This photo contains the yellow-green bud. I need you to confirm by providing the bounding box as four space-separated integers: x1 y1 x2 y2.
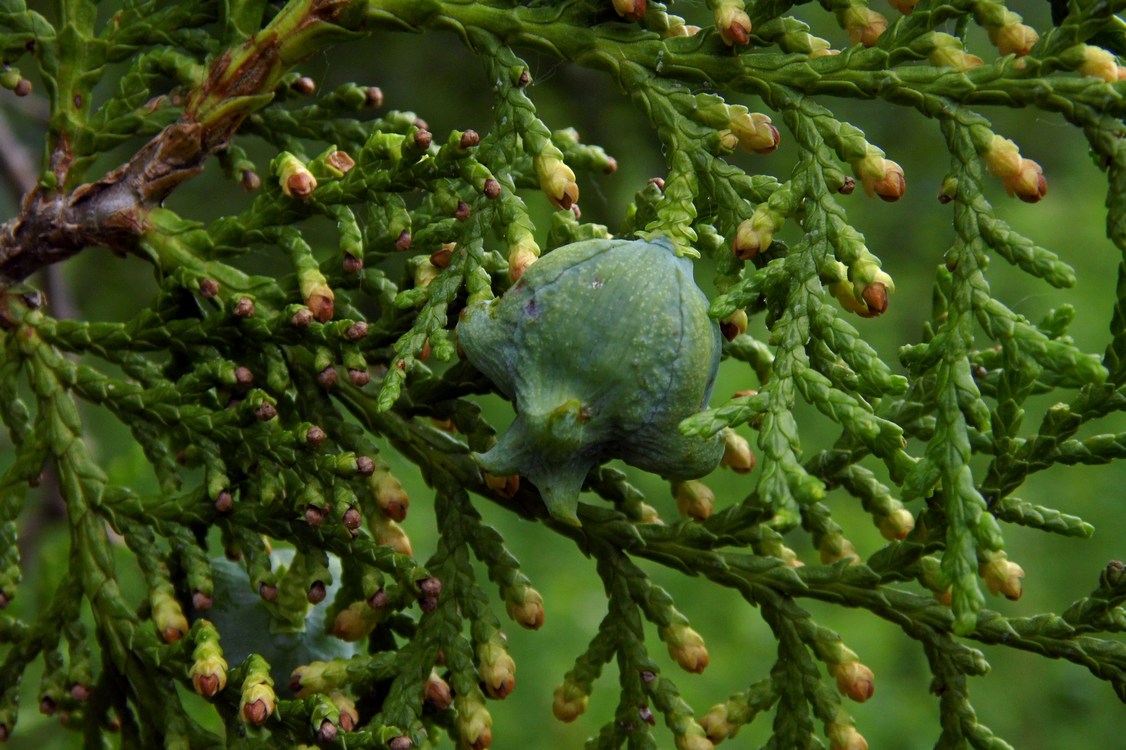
830 659 875 702
715 0 751 46
534 154 579 210
732 206 781 259
425 670 453 709
552 679 589 722
370 514 412 556
727 109 780 155
842 5 887 47
240 681 276 726
699 702 738 743
455 691 493 750
993 23 1038 56
153 589 189 644
331 601 381 641
276 153 317 199
851 149 905 201
927 32 981 70
612 0 646 21
478 639 517 699
1078 45 1117 82
982 136 1022 178
818 531 861 564
980 550 1024 600
505 586 545 630
675 722 716 750
1003 159 1047 203
329 691 359 732
370 468 410 522
828 720 869 750
662 622 709 674
673 479 714 522
720 429 755 473
877 507 915 541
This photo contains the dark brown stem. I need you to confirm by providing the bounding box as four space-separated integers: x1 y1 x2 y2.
0 0 361 288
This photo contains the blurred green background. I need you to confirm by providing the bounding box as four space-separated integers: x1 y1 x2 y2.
1 2 1125 747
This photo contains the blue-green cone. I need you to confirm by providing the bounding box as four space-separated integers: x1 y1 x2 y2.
458 236 724 524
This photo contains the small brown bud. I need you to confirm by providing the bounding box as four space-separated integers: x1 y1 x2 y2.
612 0 646 21
343 506 362 530
317 716 337 738
14 79 31 96
192 590 214 611
71 684 92 702
290 307 314 327
395 230 413 251
343 253 363 273
455 200 471 221
662 623 709 674
839 176 856 195
832 660 875 702
648 176 666 191
355 455 375 476
305 505 325 527
673 480 714 522
389 737 413 750
425 672 453 709
368 588 389 609
285 170 316 199
234 297 255 318
290 76 316 95
307 290 334 323
254 402 277 421
317 367 338 388
604 157 618 174
517 69 531 86
719 309 748 341
872 160 906 202
39 697 56 715
195 674 221 699
307 581 327 604
413 129 433 151
234 366 254 388
483 178 502 199
419 576 442 598
506 587 545 630
430 243 455 268
240 170 261 192
326 150 355 175
460 129 480 149
199 278 220 297
717 3 752 46
243 699 270 726
1004 159 1047 203
720 429 755 473
214 490 233 513
259 583 278 601
348 368 371 386
860 282 888 315
364 86 384 108
345 321 369 341
305 425 327 447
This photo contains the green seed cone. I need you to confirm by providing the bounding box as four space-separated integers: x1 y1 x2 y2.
458 236 724 523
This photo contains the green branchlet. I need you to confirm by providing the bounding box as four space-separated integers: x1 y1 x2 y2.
0 0 1124 747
